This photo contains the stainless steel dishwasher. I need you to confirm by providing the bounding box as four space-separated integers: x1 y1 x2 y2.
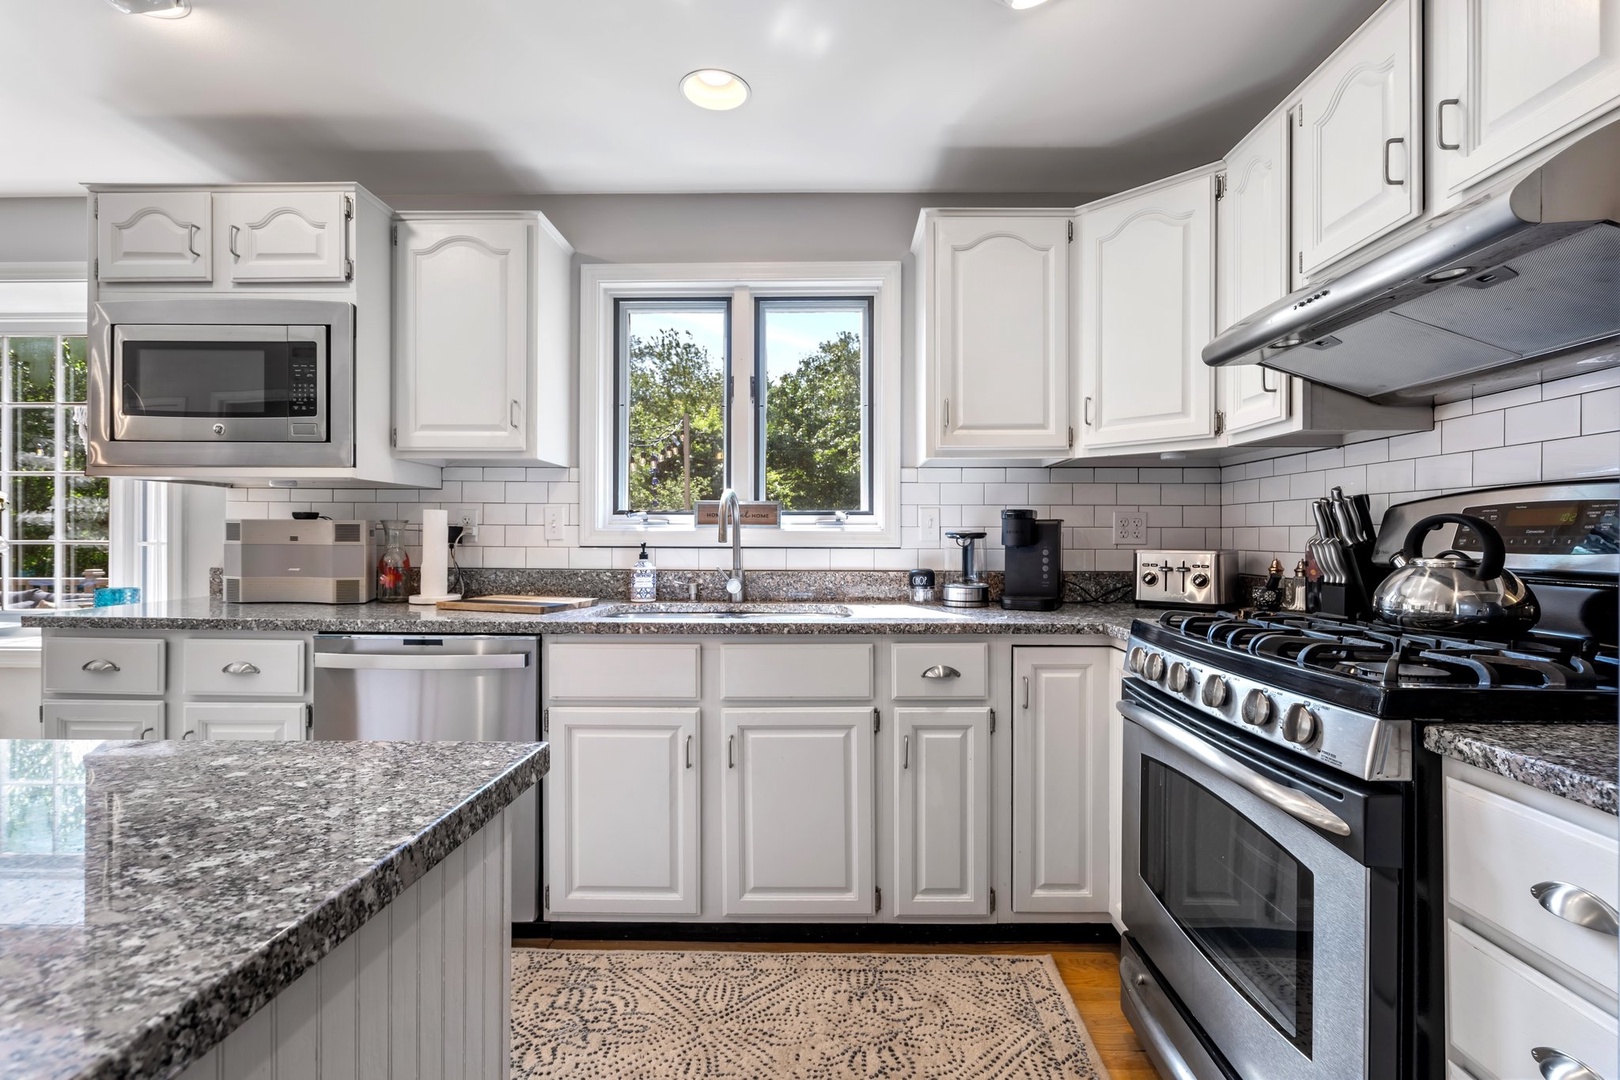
312 634 540 921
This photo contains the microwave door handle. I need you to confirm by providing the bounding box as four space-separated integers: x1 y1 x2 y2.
314 652 529 671
1118 700 1352 837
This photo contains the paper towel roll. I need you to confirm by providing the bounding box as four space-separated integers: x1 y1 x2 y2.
417 509 449 600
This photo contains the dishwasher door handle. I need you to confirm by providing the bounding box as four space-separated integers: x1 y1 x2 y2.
314 652 530 671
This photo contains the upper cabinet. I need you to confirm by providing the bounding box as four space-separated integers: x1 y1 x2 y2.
1429 0 1620 203
1292 0 1422 283
392 211 574 464
95 191 212 283
913 210 1073 462
1076 167 1217 450
219 190 352 282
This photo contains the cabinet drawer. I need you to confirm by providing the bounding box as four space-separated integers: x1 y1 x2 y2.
184 638 306 697
721 643 872 700
1445 776 1619 995
891 643 988 699
182 702 306 741
1446 921 1617 1080
43 637 166 696
547 643 701 701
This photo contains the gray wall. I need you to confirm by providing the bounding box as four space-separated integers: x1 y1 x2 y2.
0 198 86 264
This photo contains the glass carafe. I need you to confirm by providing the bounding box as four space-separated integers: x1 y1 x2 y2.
376 519 411 603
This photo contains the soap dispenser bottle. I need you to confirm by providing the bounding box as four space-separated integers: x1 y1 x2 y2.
631 543 658 603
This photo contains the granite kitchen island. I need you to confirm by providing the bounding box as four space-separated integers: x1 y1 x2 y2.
0 737 547 1080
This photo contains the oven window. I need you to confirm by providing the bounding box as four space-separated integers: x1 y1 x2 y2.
1141 758 1314 1053
121 341 293 418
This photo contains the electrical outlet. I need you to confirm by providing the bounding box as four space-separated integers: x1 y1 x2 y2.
918 506 941 546
544 505 565 541
1112 511 1148 546
456 507 479 541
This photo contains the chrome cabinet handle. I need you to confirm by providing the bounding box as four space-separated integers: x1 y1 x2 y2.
186 223 201 259
902 735 909 770
1083 396 1093 426
1383 137 1405 185
1436 98 1461 151
1261 368 1277 393
222 661 260 676
921 665 960 680
1531 881 1620 936
182 730 194 740
1532 1047 1603 1080
140 727 154 740
229 224 241 259
1119 700 1351 836
942 398 950 435
685 734 693 770
1022 676 1030 709
81 659 121 673
510 399 521 429
727 734 735 769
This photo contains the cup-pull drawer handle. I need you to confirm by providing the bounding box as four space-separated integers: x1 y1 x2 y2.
1532 1046 1603 1080
82 659 121 673
921 665 960 680
1531 881 1620 936
222 661 261 676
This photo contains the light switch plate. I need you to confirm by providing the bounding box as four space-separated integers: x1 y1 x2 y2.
918 506 941 546
544 506 565 540
1113 511 1148 546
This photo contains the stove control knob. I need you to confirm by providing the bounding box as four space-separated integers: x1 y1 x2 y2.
1241 689 1273 727
1167 662 1192 694
1144 652 1167 682
1200 674 1230 708
1191 573 1210 588
1141 571 1159 587
1127 646 1148 674
1283 703 1320 746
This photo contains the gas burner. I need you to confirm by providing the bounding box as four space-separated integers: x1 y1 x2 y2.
1340 660 1454 684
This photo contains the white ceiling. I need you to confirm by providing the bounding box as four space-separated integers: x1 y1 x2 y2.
2 0 1379 198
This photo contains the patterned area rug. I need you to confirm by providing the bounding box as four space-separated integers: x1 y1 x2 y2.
510 948 1111 1079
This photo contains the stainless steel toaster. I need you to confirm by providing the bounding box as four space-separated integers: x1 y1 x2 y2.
1134 549 1236 608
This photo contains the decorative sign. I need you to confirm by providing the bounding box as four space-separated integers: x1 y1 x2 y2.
693 501 782 526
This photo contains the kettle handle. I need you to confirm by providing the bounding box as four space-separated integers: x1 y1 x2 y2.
1401 514 1505 579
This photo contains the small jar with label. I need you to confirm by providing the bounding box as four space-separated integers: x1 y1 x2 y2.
631 544 658 603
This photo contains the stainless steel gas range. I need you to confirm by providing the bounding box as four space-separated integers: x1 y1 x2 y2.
1116 482 1619 1080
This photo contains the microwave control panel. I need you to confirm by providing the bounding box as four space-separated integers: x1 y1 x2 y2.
289 341 320 417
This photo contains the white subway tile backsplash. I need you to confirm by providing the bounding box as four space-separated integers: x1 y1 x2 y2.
1582 388 1619 434
1341 439 1389 466
1472 444 1542 487
1504 397 1581 445
1441 410 1504 453
1366 458 1417 493
1414 453 1473 490
1387 428 1443 460
1543 432 1620 479
1432 399 1473 421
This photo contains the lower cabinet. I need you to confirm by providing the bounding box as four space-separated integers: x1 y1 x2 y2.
43 699 164 740
545 707 701 916
721 708 875 916
181 702 306 742
893 707 991 916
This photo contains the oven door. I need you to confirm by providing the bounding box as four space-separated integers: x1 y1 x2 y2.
1121 680 1404 1080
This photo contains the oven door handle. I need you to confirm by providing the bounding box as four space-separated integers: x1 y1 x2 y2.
1119 700 1352 837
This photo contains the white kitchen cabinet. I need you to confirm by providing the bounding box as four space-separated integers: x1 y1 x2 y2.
1011 647 1111 913
43 700 165 741
392 211 573 463
913 210 1073 461
1292 0 1422 282
1076 167 1218 451
721 707 874 916
95 190 212 283
545 708 701 916
181 702 306 742
893 707 991 917
219 190 352 283
1429 0 1620 203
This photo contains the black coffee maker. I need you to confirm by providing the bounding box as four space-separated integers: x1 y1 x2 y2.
1001 509 1063 611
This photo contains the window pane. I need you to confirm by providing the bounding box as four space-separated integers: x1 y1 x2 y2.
61 337 88 404
7 337 56 403
11 407 59 471
620 302 728 513
66 410 87 473
8 544 54 591
11 475 56 540
63 546 109 605
757 299 869 514
67 475 110 540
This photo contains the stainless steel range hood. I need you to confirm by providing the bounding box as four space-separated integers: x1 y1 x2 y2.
1203 120 1620 403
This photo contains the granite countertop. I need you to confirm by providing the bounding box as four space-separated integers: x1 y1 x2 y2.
1425 724 1617 815
23 597 1155 641
0 738 548 1080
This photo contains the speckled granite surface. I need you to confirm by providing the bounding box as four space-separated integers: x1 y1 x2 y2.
0 738 548 1080
1426 724 1617 815
22 596 1152 640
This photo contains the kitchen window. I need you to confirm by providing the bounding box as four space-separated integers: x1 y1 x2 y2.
583 263 901 547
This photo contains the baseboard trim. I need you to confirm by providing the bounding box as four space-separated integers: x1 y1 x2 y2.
514 920 1121 946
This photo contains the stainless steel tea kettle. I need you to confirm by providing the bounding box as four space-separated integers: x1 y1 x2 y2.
1372 513 1540 636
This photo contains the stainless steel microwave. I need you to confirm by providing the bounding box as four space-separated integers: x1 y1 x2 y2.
87 298 355 470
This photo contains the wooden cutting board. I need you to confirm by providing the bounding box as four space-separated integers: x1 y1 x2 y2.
436 595 597 614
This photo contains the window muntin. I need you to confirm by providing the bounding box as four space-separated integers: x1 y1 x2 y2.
755 298 872 516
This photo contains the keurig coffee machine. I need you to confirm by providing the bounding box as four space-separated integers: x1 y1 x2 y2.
1001 509 1063 611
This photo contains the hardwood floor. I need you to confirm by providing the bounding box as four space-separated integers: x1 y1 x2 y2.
514 937 1160 1079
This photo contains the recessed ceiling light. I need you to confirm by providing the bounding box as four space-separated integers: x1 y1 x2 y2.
997 0 1054 9
105 0 191 17
681 69 750 111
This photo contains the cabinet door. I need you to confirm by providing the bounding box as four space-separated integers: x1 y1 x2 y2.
220 190 351 283
928 214 1072 455
1011 647 1110 913
181 702 306 742
1218 112 1294 435
43 700 165 741
722 707 874 916
1077 172 1216 448
1293 0 1420 281
546 708 700 915
394 218 531 453
1431 0 1620 200
96 191 211 282
893 707 991 916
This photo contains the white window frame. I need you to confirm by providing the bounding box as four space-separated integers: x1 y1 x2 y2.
579 262 903 547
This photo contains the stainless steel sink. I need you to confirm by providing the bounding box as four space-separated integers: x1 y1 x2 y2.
593 603 852 622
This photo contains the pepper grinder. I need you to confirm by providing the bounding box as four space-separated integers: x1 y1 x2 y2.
942 530 989 608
